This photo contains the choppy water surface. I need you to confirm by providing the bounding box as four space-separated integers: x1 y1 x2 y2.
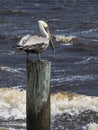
0 0 98 129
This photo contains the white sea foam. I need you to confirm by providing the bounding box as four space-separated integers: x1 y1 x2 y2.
51 92 98 117
0 88 98 130
0 66 25 80
74 56 93 65
0 88 98 119
0 51 15 56
54 34 98 48
0 66 19 73
0 128 25 130
0 88 26 120
65 74 95 81
87 123 98 130
54 35 77 44
81 28 98 35
51 74 96 83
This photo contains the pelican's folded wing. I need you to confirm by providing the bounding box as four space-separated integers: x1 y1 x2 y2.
17 34 31 48
22 36 49 53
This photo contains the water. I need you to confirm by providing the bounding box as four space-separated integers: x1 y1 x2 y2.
0 0 98 129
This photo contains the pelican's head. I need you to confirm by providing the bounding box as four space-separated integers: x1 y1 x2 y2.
38 20 48 28
38 20 49 38
38 20 55 52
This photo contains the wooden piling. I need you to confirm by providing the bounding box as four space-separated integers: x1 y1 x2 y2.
26 60 51 130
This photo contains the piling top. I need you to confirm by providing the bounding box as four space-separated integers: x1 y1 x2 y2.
27 60 51 65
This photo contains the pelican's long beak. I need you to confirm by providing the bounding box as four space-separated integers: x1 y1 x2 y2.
49 36 55 52
45 27 55 52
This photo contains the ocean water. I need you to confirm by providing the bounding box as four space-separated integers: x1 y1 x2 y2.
0 0 98 129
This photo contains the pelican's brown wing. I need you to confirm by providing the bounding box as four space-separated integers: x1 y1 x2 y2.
22 36 49 53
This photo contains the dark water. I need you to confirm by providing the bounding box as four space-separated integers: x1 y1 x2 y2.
1 0 98 95
52 110 98 130
0 0 98 129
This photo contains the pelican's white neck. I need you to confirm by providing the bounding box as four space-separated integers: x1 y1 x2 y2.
38 21 49 38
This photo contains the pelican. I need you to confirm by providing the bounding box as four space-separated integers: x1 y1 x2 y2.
17 20 55 60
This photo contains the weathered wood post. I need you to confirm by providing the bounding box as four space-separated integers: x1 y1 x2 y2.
26 60 51 130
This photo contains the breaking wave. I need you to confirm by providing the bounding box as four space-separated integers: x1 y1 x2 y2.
0 88 98 129
54 35 98 49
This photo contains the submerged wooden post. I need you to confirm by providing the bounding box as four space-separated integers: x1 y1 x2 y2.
26 60 51 130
